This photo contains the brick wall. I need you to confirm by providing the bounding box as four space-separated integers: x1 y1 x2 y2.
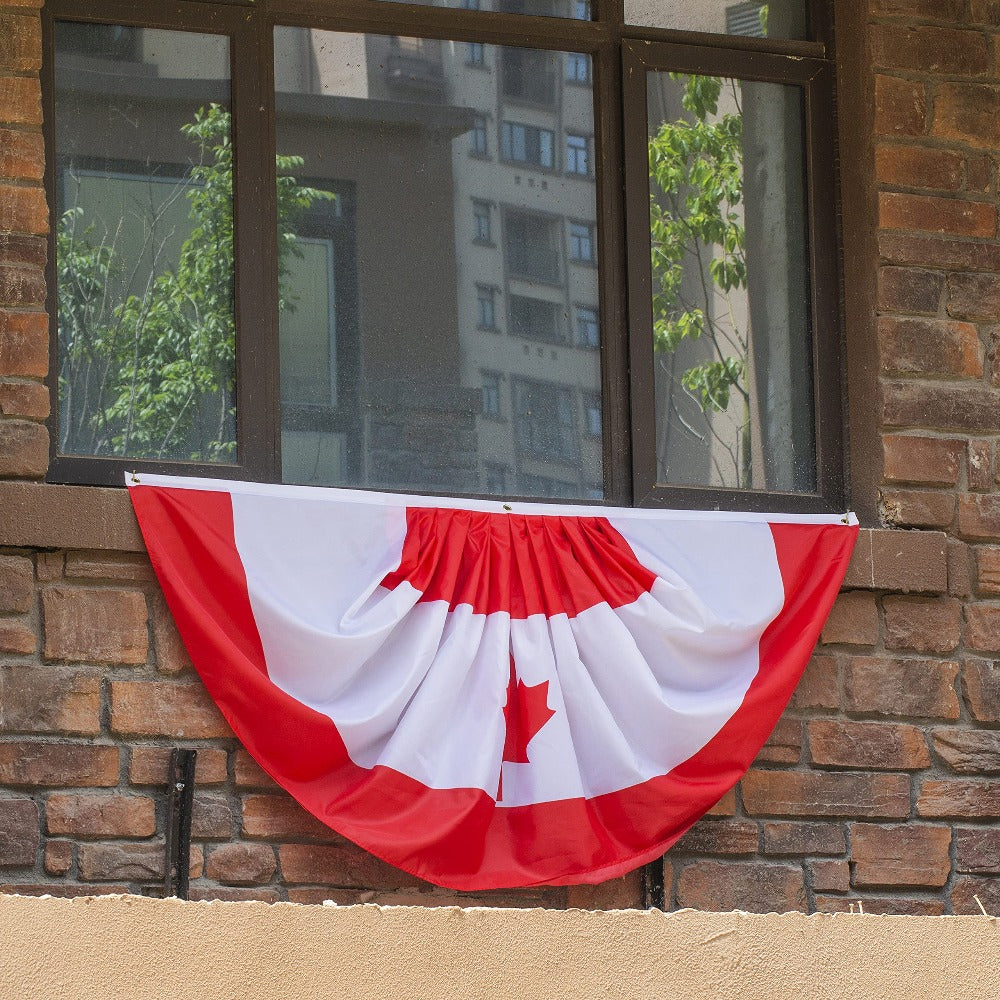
1 0 999 914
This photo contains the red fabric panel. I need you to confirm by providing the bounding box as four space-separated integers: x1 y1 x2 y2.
380 507 657 618
131 485 857 890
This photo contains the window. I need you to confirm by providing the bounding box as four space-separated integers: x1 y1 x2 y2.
566 51 590 84
565 133 590 176
46 0 841 512
505 210 561 284
509 296 563 344
500 122 555 169
481 372 502 417
473 200 492 243
568 221 595 263
513 378 577 462
576 306 599 348
470 114 489 157
484 463 507 493
500 48 557 106
476 285 498 330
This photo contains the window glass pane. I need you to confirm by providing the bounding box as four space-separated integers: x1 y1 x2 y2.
54 23 234 462
625 0 810 40
275 28 601 499
377 0 593 20
646 71 814 493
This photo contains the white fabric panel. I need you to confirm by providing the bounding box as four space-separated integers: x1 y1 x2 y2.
229 489 786 807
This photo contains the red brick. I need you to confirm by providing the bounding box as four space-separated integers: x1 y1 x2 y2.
874 145 963 192
952 876 1000 914
188 887 282 904
676 861 806 914
0 263 44 307
965 153 992 191
844 656 960 719
0 76 40 126
0 379 48 419
816 895 946 916
128 746 228 786
43 587 147 665
44 840 72 876
869 528 948 593
0 310 46 376
880 232 1000 273
933 83 1000 149
809 720 930 771
882 434 962 486
706 788 735 817
150 594 192 674
959 494 1000 539
762 822 845 857
970 0 1000 23
279 842 423 889
810 859 849 893
35 551 61 582
0 798 37 867
755 718 801 765
932 728 1000 774
78 842 164 881
874 76 926 137
191 795 233 840
879 192 995 238
110 681 233 740
879 489 954 529
46 794 155 838
0 13 40 72
0 620 35 654
966 604 1000 652
787 655 839 711
0 418 47 477
948 270 1000 321
852 824 951 888
742 770 910 819
876 266 944 314
233 749 278 790
673 820 758 856
883 595 961 652
0 667 100 735
955 827 1000 875
917 779 1000 818
0 742 118 787
565 871 644 910
0 184 46 236
948 538 972 597
968 440 993 491
0 554 31 613
990 328 1000 386
63 553 154 583
879 317 982 377
0 128 42 182
964 658 1000 721
820 592 878 646
0 232 44 268
241 794 333 841
871 24 989 76
205 842 275 885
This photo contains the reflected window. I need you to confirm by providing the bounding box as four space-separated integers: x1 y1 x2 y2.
471 114 489 156
482 372 502 417
501 122 555 168
569 221 595 263
576 306 599 347
514 379 577 462
477 285 499 329
566 133 590 176
473 200 492 243
566 52 590 84
467 41 486 66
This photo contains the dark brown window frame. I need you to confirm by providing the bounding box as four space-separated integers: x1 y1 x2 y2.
42 0 845 513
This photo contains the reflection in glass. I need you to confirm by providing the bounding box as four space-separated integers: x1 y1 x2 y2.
626 0 809 40
378 0 592 19
54 24 235 462
274 28 601 499
647 71 814 492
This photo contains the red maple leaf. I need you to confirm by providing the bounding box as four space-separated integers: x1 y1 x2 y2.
502 655 556 765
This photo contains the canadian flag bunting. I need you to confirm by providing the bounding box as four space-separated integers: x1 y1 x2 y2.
128 474 858 890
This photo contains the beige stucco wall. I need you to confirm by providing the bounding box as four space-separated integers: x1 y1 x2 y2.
0 895 997 999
